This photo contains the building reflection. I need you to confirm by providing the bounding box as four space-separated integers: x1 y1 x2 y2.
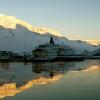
0 60 99 99
0 62 10 69
32 62 76 78
0 61 76 98
0 73 62 99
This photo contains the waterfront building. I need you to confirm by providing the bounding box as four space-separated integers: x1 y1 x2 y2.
32 37 74 60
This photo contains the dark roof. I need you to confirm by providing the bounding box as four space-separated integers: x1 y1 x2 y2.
33 49 46 52
39 43 59 47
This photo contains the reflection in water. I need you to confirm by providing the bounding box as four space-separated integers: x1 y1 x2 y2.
0 60 100 99
32 62 76 77
0 75 62 99
0 62 10 69
82 65 100 72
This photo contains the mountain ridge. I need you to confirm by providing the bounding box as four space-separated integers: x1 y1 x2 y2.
0 14 62 37
0 14 98 54
83 40 100 46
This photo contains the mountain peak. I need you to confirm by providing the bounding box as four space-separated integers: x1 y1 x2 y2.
0 13 6 16
0 13 15 18
0 13 62 37
84 40 100 46
32 27 62 37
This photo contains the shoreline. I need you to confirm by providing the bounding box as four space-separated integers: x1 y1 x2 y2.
0 57 100 63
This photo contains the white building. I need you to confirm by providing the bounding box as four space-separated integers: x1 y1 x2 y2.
32 37 74 60
57 45 74 56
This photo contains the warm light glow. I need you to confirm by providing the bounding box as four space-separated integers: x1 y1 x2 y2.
69 65 100 73
0 74 62 99
0 14 62 37
84 40 100 45
32 27 63 37
83 65 100 72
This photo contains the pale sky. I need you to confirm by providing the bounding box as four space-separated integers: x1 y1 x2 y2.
0 0 100 40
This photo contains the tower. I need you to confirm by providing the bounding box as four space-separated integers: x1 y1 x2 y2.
50 37 54 44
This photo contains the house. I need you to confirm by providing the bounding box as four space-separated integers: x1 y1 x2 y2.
93 48 100 56
33 49 47 58
32 37 74 61
0 51 12 60
32 37 59 60
58 45 74 56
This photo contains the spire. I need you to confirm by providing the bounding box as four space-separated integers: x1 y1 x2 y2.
50 37 54 44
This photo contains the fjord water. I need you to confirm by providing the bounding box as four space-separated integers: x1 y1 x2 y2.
0 60 100 100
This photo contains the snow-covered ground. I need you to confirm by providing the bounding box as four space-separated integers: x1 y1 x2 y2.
0 14 99 54
83 40 100 46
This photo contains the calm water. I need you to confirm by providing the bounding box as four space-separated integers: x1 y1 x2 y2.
0 60 100 100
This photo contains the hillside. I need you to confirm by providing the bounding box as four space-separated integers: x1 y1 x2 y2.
0 14 98 54
84 40 100 46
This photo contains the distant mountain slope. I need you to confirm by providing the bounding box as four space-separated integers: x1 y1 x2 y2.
0 14 62 37
84 40 100 46
0 14 98 54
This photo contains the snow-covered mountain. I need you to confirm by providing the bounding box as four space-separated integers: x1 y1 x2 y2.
83 40 100 46
0 14 62 37
0 14 98 54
